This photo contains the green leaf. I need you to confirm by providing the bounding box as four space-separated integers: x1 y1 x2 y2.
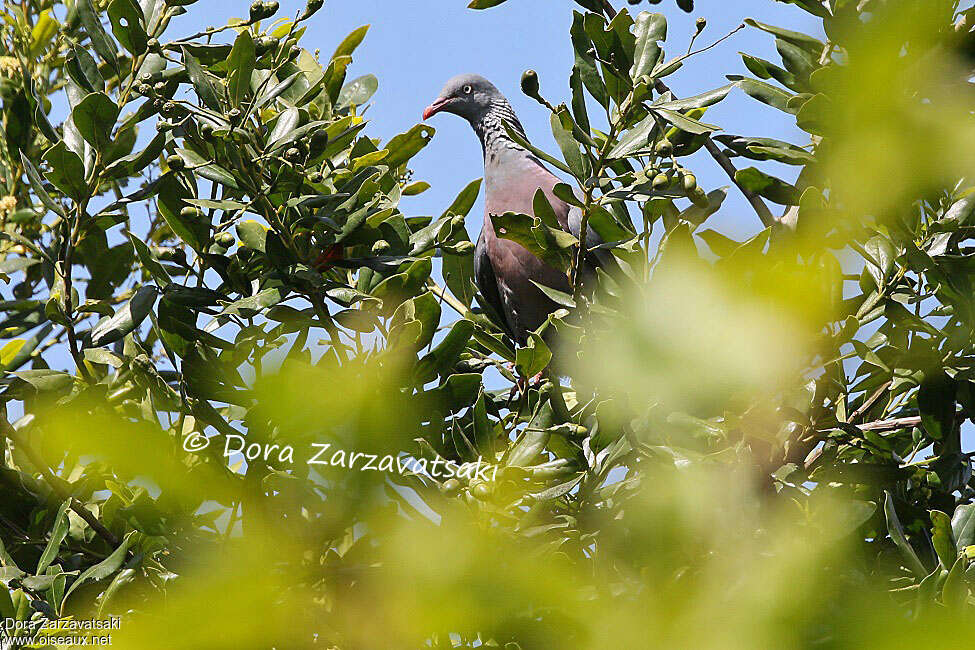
389 291 441 351
698 229 741 258
492 211 577 271
0 340 25 367
441 178 482 219
42 141 88 201
917 371 956 441
862 235 895 290
630 12 666 80
175 148 240 190
733 77 797 114
371 258 433 312
680 188 727 226
653 108 720 135
183 47 222 111
84 348 124 367
221 288 286 318
36 500 71 575
531 281 576 308
733 167 798 205
570 11 608 108
608 113 659 159
236 220 268 253
931 510 958 568
943 556 969 609
90 285 159 347
795 93 830 136
468 0 507 7
337 74 378 109
72 92 120 152
105 129 168 179
78 0 119 72
15 370 73 392
502 121 572 175
951 504 975 551
653 83 735 112
267 107 299 148
884 490 928 578
414 319 476 383
569 66 590 135
777 0 831 17
332 25 370 59
776 38 815 82
227 31 256 106
61 532 134 613
384 124 435 167
29 10 59 58
550 112 586 179
744 17 824 54
507 430 549 468
19 152 64 217
107 0 148 55
157 174 208 251
516 333 553 378
127 233 171 288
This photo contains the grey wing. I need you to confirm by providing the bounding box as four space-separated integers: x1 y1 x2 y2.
473 228 514 339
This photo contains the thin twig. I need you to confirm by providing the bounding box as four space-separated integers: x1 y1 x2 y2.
848 380 892 424
427 279 470 318
855 416 923 433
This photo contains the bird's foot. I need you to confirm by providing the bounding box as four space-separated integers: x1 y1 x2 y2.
512 371 546 402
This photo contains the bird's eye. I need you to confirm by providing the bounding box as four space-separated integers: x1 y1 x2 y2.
463 85 472 94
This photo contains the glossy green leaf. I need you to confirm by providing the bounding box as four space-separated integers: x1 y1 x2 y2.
227 31 256 106
183 47 223 111
78 0 119 71
72 92 120 152
734 167 798 205
108 0 148 55
42 141 87 201
36 500 71 574
630 12 666 80
90 285 159 347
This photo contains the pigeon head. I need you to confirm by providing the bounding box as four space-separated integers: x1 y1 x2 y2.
423 74 502 123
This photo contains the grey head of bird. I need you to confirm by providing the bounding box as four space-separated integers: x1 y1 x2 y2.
422 73 507 124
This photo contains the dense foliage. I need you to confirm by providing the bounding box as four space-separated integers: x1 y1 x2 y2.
2 0 975 647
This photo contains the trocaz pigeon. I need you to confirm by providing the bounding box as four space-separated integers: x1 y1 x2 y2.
423 74 607 345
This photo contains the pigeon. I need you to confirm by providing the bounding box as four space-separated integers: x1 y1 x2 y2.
423 74 609 345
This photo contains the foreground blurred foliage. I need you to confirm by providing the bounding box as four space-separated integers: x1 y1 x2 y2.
2 0 975 647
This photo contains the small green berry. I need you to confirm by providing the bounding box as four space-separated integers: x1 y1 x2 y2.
520 69 540 99
215 232 236 247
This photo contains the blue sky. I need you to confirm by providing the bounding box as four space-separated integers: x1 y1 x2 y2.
174 0 822 239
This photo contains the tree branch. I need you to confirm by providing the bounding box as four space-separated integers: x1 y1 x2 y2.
596 0 617 19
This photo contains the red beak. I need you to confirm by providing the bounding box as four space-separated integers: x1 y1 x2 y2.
422 97 452 121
